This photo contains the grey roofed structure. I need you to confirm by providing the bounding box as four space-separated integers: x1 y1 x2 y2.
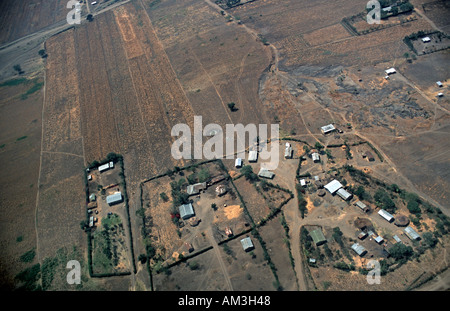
258 167 275 179
284 144 293 159
98 163 110 173
324 179 343 194
337 188 352 201
321 124 336 134
393 235 402 244
186 182 207 195
378 209 394 222
436 81 443 87
351 243 367 256
235 158 243 168
312 152 320 162
248 150 258 162
310 229 327 246
374 236 384 244
179 203 195 220
89 193 96 202
404 226 421 241
106 192 123 205
240 237 254 252
355 200 369 212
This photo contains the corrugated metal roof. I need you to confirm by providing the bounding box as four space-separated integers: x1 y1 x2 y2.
310 229 327 245
240 237 254 251
312 152 320 162
179 203 195 219
337 188 352 200
235 158 243 167
248 150 258 162
106 192 122 205
321 124 335 133
378 209 394 222
355 201 367 209
351 243 366 256
404 226 421 241
324 179 343 194
99 163 110 172
258 168 275 179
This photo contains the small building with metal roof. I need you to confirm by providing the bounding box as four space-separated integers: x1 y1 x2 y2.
312 152 320 162
378 209 394 223
235 158 243 168
337 188 352 201
106 192 123 205
310 229 327 246
240 237 254 252
98 163 111 173
179 203 195 220
187 182 207 196
404 226 421 241
320 124 336 134
258 167 275 179
324 179 343 194
248 150 258 162
351 243 367 257
284 143 293 159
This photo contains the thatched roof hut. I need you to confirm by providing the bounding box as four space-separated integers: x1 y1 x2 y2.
394 214 410 227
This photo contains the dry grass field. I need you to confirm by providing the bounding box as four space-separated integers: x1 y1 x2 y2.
0 77 43 289
0 0 67 44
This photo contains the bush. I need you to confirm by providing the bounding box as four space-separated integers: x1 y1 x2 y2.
374 189 396 212
407 200 421 215
241 165 258 182
20 249 36 263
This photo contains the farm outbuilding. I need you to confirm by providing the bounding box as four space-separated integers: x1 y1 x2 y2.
320 124 335 134
187 182 207 195
98 162 111 173
179 203 195 220
312 152 320 162
351 243 367 256
240 237 254 252
404 226 421 241
235 158 243 168
310 229 327 246
106 192 123 205
284 143 293 159
337 188 352 201
324 179 343 194
248 150 258 162
355 201 370 213
89 193 96 202
385 68 396 75
258 167 275 179
378 209 394 223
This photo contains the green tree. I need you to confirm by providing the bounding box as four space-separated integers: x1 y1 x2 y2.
314 142 324 151
389 243 413 261
227 102 237 111
374 189 396 212
241 165 258 182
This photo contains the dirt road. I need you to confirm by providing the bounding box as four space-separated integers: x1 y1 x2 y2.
206 227 234 291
